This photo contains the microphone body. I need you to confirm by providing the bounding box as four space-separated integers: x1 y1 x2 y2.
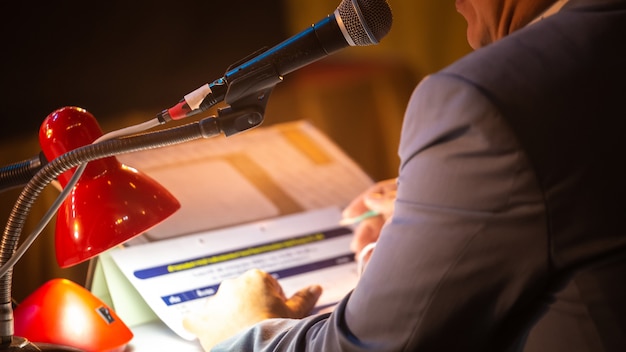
158 0 392 122
221 14 347 105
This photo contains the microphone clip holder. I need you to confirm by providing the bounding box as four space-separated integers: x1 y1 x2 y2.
215 85 274 137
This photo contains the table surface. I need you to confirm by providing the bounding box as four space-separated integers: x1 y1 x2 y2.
125 320 203 352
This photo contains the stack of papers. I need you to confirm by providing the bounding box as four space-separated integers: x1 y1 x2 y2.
90 120 373 340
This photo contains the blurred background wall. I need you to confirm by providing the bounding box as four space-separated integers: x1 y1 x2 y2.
1 0 470 302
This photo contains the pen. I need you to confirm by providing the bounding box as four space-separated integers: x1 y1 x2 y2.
339 209 381 226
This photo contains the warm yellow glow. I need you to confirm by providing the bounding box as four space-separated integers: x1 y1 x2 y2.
73 223 81 240
121 164 139 173
61 304 89 338
115 216 129 225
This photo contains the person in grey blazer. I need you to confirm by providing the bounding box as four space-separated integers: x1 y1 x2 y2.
182 0 626 350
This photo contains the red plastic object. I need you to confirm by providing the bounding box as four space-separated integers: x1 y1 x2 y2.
13 279 133 352
39 106 180 268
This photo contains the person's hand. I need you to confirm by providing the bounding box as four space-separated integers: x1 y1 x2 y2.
341 178 397 262
183 269 323 351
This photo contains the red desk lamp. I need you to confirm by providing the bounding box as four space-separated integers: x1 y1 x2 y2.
38 107 181 268
2 107 180 351
13 279 132 352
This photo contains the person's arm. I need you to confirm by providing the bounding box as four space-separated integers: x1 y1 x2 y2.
185 73 548 351
341 73 548 350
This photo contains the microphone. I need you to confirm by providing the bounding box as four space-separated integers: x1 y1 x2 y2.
157 0 392 122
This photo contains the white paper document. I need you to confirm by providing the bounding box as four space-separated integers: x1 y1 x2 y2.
107 207 359 340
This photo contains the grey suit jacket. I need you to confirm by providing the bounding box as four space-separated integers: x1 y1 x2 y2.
213 0 626 350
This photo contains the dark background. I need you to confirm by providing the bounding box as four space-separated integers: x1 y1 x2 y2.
1 0 288 139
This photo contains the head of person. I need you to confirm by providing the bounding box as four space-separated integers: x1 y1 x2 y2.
455 0 560 49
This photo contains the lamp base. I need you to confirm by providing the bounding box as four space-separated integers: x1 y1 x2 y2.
1 337 83 352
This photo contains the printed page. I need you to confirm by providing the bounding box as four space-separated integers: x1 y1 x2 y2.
108 207 360 340
117 120 373 241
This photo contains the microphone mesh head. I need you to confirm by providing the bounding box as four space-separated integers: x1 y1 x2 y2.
336 0 393 46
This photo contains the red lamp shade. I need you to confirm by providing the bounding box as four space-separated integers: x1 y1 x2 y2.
39 106 180 268
13 278 133 352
